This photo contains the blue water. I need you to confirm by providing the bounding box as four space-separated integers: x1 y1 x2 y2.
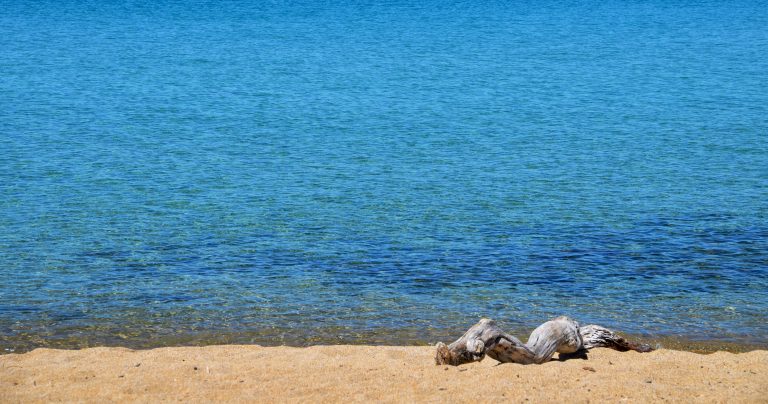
1 0 767 352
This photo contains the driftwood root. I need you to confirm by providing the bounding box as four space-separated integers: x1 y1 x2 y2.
436 316 652 366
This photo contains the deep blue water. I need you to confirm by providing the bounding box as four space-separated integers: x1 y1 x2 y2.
1 0 767 352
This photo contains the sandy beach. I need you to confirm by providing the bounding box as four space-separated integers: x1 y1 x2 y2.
1 345 766 403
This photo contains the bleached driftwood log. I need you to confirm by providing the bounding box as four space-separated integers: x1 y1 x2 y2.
435 316 652 366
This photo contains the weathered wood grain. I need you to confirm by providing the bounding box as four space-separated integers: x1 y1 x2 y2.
436 316 652 366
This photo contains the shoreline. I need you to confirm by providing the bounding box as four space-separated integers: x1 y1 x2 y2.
2 333 766 356
2 345 766 402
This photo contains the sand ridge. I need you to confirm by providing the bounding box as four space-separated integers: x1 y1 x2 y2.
1 345 766 403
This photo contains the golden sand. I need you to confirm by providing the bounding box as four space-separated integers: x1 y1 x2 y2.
1 345 766 403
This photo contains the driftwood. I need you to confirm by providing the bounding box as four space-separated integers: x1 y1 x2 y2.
436 316 653 366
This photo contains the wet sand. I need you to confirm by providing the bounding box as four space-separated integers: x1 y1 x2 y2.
1 345 766 403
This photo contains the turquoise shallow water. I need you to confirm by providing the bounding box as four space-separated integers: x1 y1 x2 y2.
1 1 767 352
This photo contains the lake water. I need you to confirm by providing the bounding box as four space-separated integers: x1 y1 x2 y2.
1 0 767 352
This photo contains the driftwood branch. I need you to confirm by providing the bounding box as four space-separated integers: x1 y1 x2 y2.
436 316 652 366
